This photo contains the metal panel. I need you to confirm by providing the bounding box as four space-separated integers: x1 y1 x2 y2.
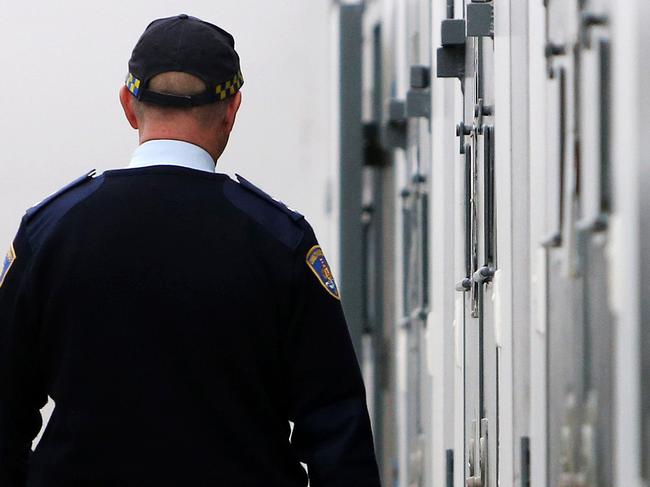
527 0 550 484
577 10 615 486
508 1 532 485
639 94 650 482
640 0 650 478
543 2 618 486
336 1 649 487
458 2 501 485
610 2 644 486
338 3 364 358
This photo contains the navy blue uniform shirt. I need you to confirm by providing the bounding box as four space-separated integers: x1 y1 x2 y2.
0 147 380 486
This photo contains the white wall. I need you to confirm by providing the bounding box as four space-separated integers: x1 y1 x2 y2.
0 0 334 251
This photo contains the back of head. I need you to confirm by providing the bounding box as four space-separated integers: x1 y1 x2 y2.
121 15 244 162
132 72 230 127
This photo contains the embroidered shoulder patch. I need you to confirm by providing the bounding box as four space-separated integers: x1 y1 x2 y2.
0 244 16 289
306 245 340 300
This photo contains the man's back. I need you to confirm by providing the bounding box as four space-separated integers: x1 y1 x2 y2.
1 166 378 486
1 14 381 487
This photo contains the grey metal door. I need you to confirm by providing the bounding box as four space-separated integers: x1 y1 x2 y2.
544 1 614 485
455 2 499 486
361 20 398 486
400 1 433 485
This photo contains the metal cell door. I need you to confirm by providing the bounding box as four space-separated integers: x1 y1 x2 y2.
543 0 615 485
575 1 614 486
361 19 399 486
454 1 498 486
399 0 433 485
544 2 586 485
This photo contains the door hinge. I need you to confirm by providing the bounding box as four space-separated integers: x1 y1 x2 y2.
437 19 467 80
467 2 494 38
406 65 432 119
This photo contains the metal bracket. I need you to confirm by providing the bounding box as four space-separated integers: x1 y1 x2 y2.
580 11 608 48
479 419 489 487
576 214 608 234
467 422 479 486
437 19 466 80
467 3 494 38
545 43 566 58
410 64 430 89
456 121 473 154
406 65 431 119
541 232 562 248
382 98 407 150
545 43 566 79
467 418 488 486
442 18 467 45
475 99 493 134
473 266 495 284
363 122 388 167
456 278 473 292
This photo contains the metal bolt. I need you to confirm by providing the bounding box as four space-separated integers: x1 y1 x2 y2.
582 12 608 27
413 173 427 184
545 43 566 58
457 122 472 137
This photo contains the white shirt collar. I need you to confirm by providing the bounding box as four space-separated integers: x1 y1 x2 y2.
128 140 216 173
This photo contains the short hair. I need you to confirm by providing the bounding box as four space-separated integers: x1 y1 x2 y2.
132 71 231 124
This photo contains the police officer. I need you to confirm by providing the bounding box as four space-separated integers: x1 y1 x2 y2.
0 14 381 487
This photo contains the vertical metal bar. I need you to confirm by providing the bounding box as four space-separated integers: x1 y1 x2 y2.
478 284 485 419
446 449 454 487
574 44 583 201
471 136 480 317
544 248 552 485
362 208 371 334
521 437 531 487
370 23 385 474
465 146 472 278
580 231 592 395
447 0 455 19
421 190 430 312
477 38 484 101
599 40 612 216
483 126 495 267
559 68 567 239
339 4 364 358
372 24 383 124
640 3 650 482
402 190 413 311
372 173 385 469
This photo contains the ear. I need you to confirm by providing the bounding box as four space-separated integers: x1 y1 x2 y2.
224 91 242 134
119 86 139 130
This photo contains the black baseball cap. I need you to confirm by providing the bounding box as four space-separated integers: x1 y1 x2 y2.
126 14 243 107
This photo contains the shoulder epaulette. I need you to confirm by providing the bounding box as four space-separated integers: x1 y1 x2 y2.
235 174 304 221
25 169 97 222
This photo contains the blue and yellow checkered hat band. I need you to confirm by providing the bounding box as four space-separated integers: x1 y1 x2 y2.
126 70 243 103
215 71 244 101
126 73 141 96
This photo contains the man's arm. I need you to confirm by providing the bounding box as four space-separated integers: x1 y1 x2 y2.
0 220 47 486
284 227 381 486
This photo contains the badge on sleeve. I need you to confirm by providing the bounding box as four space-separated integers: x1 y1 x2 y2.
0 244 16 289
306 245 340 300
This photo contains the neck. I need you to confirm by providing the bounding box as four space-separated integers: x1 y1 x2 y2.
138 129 225 163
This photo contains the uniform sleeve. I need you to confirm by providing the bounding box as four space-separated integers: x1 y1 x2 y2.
284 228 381 487
0 221 47 487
